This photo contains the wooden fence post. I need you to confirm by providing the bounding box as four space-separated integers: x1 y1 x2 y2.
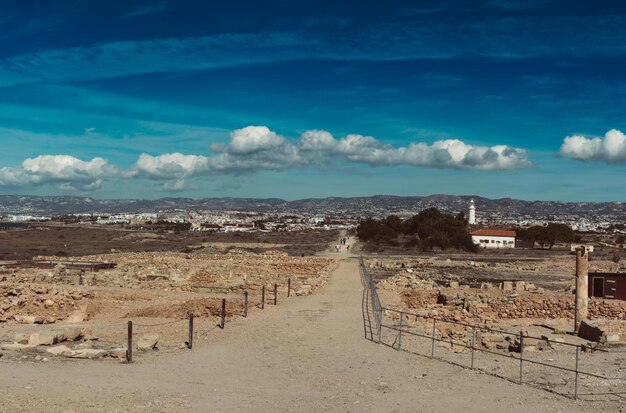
220 299 226 329
274 283 278 306
126 321 133 363
519 331 524 384
187 312 193 349
244 291 249 318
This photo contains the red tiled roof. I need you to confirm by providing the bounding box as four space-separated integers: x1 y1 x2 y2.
470 229 516 237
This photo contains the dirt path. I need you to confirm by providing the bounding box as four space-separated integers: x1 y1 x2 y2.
0 256 617 412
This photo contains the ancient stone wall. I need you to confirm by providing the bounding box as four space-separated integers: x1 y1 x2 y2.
402 288 626 322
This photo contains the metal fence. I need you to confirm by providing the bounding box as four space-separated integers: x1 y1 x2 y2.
122 278 293 362
359 256 382 341
359 256 626 401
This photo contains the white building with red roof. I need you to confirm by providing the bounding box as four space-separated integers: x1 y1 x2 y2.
470 229 516 249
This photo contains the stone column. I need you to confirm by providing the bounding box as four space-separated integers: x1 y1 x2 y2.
574 247 589 333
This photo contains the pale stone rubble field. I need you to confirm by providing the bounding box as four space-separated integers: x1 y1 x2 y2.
0 248 336 362
367 255 626 398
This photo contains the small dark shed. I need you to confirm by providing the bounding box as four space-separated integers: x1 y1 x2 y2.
588 272 626 300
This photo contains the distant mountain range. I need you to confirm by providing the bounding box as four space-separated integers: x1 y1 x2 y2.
0 194 625 220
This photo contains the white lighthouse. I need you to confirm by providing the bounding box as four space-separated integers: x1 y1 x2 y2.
468 199 476 225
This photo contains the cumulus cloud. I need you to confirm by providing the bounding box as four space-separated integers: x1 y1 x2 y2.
297 130 530 170
399 140 530 170
132 153 211 190
208 126 304 172
134 126 531 189
0 127 532 193
0 155 118 190
221 126 288 154
558 129 626 163
134 153 210 178
299 130 337 151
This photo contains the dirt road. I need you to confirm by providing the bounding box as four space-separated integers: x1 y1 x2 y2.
0 256 617 412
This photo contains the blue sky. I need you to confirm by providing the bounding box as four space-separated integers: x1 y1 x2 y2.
1 0 626 201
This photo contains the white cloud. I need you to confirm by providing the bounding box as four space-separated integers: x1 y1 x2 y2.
225 126 287 154
0 127 532 193
137 127 531 186
298 130 337 151
296 131 530 170
132 152 213 191
133 153 210 179
208 126 304 173
400 140 531 170
558 129 626 163
0 155 118 190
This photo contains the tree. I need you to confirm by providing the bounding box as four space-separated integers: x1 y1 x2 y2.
384 215 404 234
356 218 381 242
517 223 574 249
357 208 476 252
542 223 574 249
517 225 545 248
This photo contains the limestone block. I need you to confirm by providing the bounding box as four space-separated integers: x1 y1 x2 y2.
46 345 72 356
69 349 108 359
14 315 44 324
14 333 29 344
501 282 513 291
58 327 83 342
28 332 58 346
1 343 37 352
137 334 159 350
64 310 87 323
110 348 127 359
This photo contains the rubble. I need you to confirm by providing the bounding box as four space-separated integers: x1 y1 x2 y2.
69 349 108 359
0 286 94 324
137 334 159 350
371 255 626 345
0 245 337 363
578 320 625 344
28 332 58 346
0 343 37 352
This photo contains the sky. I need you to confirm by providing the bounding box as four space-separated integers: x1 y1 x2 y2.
1 0 626 201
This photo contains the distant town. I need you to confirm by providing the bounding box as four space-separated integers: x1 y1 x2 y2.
1 194 626 234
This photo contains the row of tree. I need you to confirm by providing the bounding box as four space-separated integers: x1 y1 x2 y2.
357 209 579 252
357 208 477 252
514 223 574 249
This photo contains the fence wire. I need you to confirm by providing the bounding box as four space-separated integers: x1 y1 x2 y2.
359 257 626 401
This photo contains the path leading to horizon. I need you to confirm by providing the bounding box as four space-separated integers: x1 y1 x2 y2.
0 254 606 412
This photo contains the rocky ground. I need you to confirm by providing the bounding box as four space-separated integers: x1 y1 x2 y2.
366 253 626 400
0 234 625 411
0 246 336 363
1 257 623 412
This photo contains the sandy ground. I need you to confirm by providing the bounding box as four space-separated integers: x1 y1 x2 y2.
0 248 622 412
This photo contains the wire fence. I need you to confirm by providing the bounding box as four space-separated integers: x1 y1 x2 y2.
122 278 293 363
359 256 626 401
